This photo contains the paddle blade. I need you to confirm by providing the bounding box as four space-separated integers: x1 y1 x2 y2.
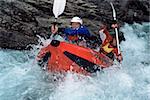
53 0 66 18
110 2 116 20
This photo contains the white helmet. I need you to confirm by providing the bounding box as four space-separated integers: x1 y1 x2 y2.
71 17 83 25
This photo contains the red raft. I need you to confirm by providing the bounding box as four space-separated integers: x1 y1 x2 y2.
37 40 113 75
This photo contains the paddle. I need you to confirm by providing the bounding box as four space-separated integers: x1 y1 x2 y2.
110 2 120 54
34 0 66 66
50 0 66 39
110 2 122 68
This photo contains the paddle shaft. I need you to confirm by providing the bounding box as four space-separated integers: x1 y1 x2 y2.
50 0 66 39
110 2 120 54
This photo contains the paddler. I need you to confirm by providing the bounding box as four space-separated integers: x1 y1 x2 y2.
98 21 124 63
51 16 91 47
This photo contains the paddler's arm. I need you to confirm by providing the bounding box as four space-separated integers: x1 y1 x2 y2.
51 24 58 34
50 24 66 35
111 20 119 29
113 48 123 63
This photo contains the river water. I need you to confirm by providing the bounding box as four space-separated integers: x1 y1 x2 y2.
0 23 150 100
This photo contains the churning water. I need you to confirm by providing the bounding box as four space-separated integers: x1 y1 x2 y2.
0 23 150 100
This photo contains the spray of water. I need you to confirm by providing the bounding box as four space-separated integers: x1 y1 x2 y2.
0 23 150 100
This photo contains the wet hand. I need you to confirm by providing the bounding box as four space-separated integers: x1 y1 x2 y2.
116 54 123 63
51 24 58 34
111 24 118 28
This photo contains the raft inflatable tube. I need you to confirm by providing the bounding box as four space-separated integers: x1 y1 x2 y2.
37 40 113 75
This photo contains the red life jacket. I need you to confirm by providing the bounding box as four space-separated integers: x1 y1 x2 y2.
68 35 79 41
100 29 121 59
101 29 113 46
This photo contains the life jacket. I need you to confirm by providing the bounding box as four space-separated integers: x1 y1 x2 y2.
99 29 116 56
99 29 113 46
102 43 114 54
68 35 79 41
100 42 120 60
99 28 123 61
64 26 91 42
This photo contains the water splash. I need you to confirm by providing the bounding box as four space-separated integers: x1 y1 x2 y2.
0 23 150 100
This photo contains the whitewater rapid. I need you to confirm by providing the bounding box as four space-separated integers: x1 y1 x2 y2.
0 23 150 100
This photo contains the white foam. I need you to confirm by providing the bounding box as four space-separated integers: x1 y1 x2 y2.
0 23 150 100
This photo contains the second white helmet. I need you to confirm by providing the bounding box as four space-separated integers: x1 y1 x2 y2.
71 17 83 25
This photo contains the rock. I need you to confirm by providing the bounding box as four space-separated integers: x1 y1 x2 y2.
0 0 149 50
0 30 37 50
